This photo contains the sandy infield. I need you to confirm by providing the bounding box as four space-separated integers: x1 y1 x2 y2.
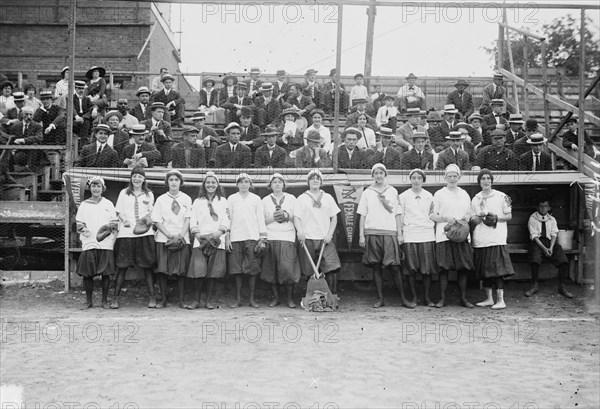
1 279 598 409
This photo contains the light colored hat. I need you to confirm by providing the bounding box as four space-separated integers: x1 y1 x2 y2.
249 67 261 74
376 127 394 137
406 107 421 116
527 133 548 144
74 80 86 88
39 90 53 99
269 172 286 187
12 92 25 102
371 163 387 177
509 113 525 124
93 123 111 133
305 69 318 76
443 104 458 114
307 169 323 183
103 110 123 122
224 122 242 133
87 175 105 189
191 111 206 120
491 98 504 106
413 131 427 140
136 86 151 96
204 171 219 183
444 164 461 177
468 113 483 122
445 131 465 140
259 82 274 92
129 124 149 135
160 74 175 83
343 127 362 138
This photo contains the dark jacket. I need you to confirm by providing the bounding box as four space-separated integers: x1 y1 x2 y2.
171 142 206 168
79 142 120 168
254 144 287 168
214 142 252 168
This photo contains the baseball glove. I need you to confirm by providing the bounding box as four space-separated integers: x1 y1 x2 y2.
133 214 152 235
165 236 186 251
273 209 288 223
444 220 470 243
253 238 269 258
483 212 498 228
96 224 112 242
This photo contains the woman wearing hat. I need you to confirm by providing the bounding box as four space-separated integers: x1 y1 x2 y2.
84 66 107 102
470 169 515 310
188 171 230 309
295 169 342 294
112 166 157 309
75 176 118 309
429 164 475 308
219 73 238 106
399 169 437 307
199 78 219 113
358 163 414 308
261 173 302 308
303 109 332 154
277 108 304 154
227 173 268 308
151 169 193 309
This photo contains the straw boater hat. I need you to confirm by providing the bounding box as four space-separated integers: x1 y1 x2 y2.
353 98 367 106
443 104 458 114
39 90 53 99
259 83 274 92
468 113 483 123
60 66 69 76
376 127 395 138
103 110 123 122
280 107 300 120
129 124 149 135
413 131 427 140
150 102 166 111
160 74 175 83
493 72 504 79
509 114 525 124
455 79 469 87
191 111 206 121
446 131 465 140
222 73 238 85
406 107 421 116
92 123 111 134
202 78 215 87
136 86 151 96
491 98 504 106
305 69 318 76
249 67 261 74
224 122 242 133
261 125 280 136
371 163 387 177
342 127 362 138
12 92 25 102
527 132 547 144
86 66 105 79
236 82 248 90
74 80 86 89
276 70 287 77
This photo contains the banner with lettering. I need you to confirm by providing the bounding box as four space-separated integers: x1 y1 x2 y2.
333 184 364 249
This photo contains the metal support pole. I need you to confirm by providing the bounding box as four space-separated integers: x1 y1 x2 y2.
332 4 343 173
498 21 505 71
578 9 585 172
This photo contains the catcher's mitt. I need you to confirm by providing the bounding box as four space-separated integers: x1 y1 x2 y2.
253 239 269 258
133 214 152 235
273 209 288 223
444 220 470 243
483 212 498 228
96 224 112 242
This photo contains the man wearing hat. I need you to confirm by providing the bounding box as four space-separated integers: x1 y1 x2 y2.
254 126 287 168
151 67 169 93
505 113 525 150
397 107 429 153
130 87 153 123
199 77 219 111
244 67 263 100
397 73 426 112
337 128 367 169
273 70 289 100
116 98 139 130
190 110 219 162
446 79 474 119
238 106 263 154
401 131 433 170
429 104 458 150
473 129 517 171
222 82 254 124
214 122 252 168
171 126 206 168
481 73 506 115
519 133 551 171
79 124 120 168
219 73 238 106
282 83 316 126
302 69 321 104
482 99 508 145
34 90 66 144
436 131 472 170
150 74 185 127
121 124 160 168
349 73 368 108
372 127 402 169
6 106 50 172
100 110 129 157
468 112 485 150
254 83 282 128
370 83 387 113
294 129 332 168
561 115 598 159
345 98 377 131
70 80 94 143
2 92 26 128
321 68 347 115
140 102 174 166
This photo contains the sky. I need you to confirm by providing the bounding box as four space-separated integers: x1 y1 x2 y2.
170 1 600 88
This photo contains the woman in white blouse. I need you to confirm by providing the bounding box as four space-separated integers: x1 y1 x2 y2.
152 169 192 309
188 171 230 309
303 109 332 154
355 112 377 150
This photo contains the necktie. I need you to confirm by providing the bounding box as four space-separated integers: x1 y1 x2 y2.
171 198 181 215
184 148 192 167
134 195 140 221
24 123 28 134
134 145 141 155
541 220 547 239
413 127 418 132
207 200 218 221
97 144 104 154
535 154 540 171
385 109 389 117
418 151 422 163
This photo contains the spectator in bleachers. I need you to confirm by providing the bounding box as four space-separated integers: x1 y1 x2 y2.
397 73 426 112
481 99 507 146
468 113 485 151
372 127 402 170
397 107 428 153
102 111 131 158
23 84 41 111
452 121 479 149
302 69 321 105
140 102 173 166
121 124 161 168
71 80 94 144
80 123 120 168
2 91 25 128
171 126 206 168
375 95 398 133
436 131 471 170
116 98 139 130
34 90 65 145
429 104 457 151
480 73 506 115
84 66 107 102
513 119 540 157
472 129 517 171
370 83 388 114
277 108 304 154
294 129 332 168
337 127 367 169
150 74 185 127
214 122 252 168
151 67 168 93
91 99 109 127
321 68 347 116
8 106 49 172
349 73 368 108
130 87 152 123
273 70 289 101
506 113 525 150
304 109 332 155
238 106 263 155
402 131 433 170
354 112 377 150
455 126 477 164
191 111 219 164
562 115 598 159
519 132 552 171
282 83 315 128
199 77 219 114
255 83 281 128
54 67 69 99
1 81 14 119
254 126 287 168
222 82 253 124
446 79 474 119
245 67 263 101
219 73 238 106
346 98 377 131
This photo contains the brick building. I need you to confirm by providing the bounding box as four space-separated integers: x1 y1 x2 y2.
0 0 192 94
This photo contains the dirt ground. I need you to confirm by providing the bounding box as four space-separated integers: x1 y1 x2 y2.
1 277 599 409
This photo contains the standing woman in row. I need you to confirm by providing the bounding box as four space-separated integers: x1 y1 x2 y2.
261 173 302 308
188 171 230 309
112 167 157 309
430 164 475 308
227 173 268 308
470 169 515 309
152 170 192 309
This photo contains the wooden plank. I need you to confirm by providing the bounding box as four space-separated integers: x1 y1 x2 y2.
0 201 67 223
548 141 599 178
0 145 66 150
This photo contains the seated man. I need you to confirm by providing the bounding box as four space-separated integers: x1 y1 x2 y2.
372 127 402 170
238 106 263 154
79 123 120 168
214 122 252 168
396 73 426 111
436 131 471 170
513 119 541 157
116 98 139 130
401 131 434 170
102 110 131 158
221 82 253 124
121 124 160 168
171 126 206 168
6 106 48 172
321 68 347 116
480 73 506 115
337 127 367 169
375 95 398 133
254 83 281 128
140 102 174 166
294 129 332 168
519 133 551 171
506 113 525 151
34 90 65 145
150 74 185 127
472 129 517 171
428 104 457 151
446 79 474 119
562 115 598 159
396 107 428 153
346 98 377 131
281 83 315 127
467 112 485 150
481 99 508 146
130 86 152 123
254 126 287 168
190 111 219 164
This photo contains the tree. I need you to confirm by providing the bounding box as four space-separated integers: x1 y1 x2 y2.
484 14 600 77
